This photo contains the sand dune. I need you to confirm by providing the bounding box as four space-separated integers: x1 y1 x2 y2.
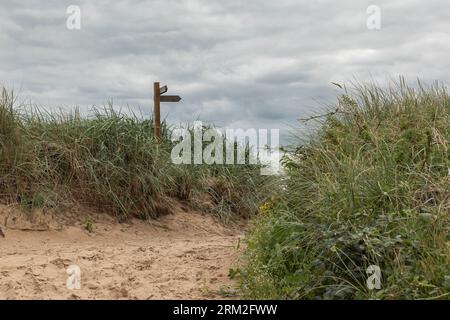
0 205 244 300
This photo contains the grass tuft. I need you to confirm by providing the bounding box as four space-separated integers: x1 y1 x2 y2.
0 89 273 222
242 79 450 299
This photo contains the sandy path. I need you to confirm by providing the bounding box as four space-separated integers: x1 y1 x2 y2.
0 208 244 300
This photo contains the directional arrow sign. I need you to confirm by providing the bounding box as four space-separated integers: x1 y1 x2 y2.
160 95 182 103
153 82 182 143
159 85 168 95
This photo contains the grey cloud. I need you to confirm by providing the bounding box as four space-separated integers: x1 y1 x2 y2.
1 0 450 144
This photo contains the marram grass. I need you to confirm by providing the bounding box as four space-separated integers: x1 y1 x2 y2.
241 80 450 299
0 88 273 222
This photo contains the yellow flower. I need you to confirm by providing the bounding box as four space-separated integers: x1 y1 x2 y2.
258 201 272 214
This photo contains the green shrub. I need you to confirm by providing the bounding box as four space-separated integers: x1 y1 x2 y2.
242 80 450 299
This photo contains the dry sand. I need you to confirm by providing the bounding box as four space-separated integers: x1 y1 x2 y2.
0 204 244 300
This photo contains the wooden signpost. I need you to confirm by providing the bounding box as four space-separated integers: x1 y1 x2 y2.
153 82 182 142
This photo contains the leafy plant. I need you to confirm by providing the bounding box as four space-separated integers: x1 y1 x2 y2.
84 216 94 233
242 79 450 300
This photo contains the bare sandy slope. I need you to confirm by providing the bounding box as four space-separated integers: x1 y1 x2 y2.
0 205 244 300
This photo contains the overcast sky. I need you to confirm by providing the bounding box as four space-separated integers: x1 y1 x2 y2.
1 0 449 143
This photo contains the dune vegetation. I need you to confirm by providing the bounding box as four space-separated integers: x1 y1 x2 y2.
2 79 449 300
0 88 271 223
241 80 450 299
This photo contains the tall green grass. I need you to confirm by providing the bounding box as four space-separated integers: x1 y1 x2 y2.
242 80 450 299
0 88 272 222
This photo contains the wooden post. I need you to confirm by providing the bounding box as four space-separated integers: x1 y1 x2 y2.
153 81 181 142
153 82 161 142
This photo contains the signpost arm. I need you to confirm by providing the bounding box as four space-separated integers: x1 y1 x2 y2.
153 82 161 142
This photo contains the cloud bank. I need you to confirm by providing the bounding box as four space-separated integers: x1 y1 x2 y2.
1 0 449 143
